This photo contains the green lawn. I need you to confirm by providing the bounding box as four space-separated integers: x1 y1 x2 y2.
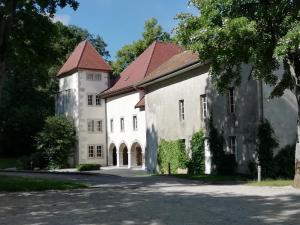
172 174 247 183
246 179 293 187
0 175 88 192
0 158 18 169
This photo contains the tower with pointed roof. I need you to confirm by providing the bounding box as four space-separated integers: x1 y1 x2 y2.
56 40 112 166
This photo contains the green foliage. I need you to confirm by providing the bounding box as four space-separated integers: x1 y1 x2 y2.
0 175 87 192
187 130 205 175
273 145 295 179
208 117 236 175
77 164 101 171
112 18 171 75
158 139 188 174
35 116 76 169
256 120 279 178
176 0 300 95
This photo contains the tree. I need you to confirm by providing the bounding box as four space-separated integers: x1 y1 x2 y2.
0 0 79 101
35 116 76 169
112 18 171 75
176 0 300 184
256 120 279 178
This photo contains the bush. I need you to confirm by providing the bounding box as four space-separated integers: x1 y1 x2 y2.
187 130 205 175
273 145 295 179
77 164 101 171
256 120 278 178
158 139 188 174
35 116 76 169
16 152 49 170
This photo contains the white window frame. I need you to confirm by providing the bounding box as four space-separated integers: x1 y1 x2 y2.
120 117 125 132
229 136 237 159
110 119 114 133
133 115 138 131
88 145 95 158
87 94 94 106
94 74 102 81
87 73 94 81
87 120 94 133
96 120 103 133
201 94 208 120
96 145 103 158
96 95 101 106
179 100 185 121
228 88 235 113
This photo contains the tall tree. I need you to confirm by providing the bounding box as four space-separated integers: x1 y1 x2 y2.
176 0 300 185
0 0 79 101
112 18 171 75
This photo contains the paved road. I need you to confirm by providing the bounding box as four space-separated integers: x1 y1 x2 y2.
0 170 300 225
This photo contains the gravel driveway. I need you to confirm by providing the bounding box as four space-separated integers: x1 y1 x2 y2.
0 171 300 225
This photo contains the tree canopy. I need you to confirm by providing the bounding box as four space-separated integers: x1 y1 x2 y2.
112 18 171 75
176 0 300 95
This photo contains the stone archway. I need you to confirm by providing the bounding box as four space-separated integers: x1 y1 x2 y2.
109 143 117 166
131 142 143 167
119 143 128 166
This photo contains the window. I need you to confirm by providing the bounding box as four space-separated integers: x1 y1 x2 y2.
120 118 125 132
133 115 138 131
110 119 114 133
88 145 94 158
179 100 184 121
201 94 208 120
96 120 103 133
228 88 235 113
96 95 101 106
87 74 94 81
88 120 94 133
94 74 102 81
229 136 237 159
87 94 93 106
96 145 103 158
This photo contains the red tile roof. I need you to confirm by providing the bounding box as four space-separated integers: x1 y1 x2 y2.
101 41 183 97
138 50 200 86
57 40 112 77
135 96 145 108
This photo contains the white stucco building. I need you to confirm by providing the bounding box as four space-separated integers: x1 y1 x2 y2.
56 40 112 166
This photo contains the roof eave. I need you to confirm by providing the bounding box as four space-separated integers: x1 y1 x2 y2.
98 86 135 98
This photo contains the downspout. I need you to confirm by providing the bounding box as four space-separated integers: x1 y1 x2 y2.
105 97 109 166
258 80 264 122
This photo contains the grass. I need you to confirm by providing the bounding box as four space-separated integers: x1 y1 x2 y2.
247 179 293 187
170 174 247 183
0 158 18 169
0 175 88 192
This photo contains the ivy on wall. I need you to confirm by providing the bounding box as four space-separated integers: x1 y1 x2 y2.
187 130 205 175
158 139 188 174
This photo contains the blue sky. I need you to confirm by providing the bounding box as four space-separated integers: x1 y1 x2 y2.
55 0 197 59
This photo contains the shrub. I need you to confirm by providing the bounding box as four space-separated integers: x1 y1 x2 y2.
256 120 278 178
77 164 101 171
187 130 205 175
16 152 49 170
273 145 295 179
35 116 76 169
158 139 188 174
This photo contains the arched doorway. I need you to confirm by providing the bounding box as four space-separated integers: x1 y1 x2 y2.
131 142 143 167
119 143 128 166
109 143 117 166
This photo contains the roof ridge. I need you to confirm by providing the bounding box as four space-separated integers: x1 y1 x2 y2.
144 41 158 77
77 40 88 68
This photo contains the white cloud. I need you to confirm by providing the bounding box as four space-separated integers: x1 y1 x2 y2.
53 14 71 25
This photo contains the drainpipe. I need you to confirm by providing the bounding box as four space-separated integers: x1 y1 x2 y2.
258 80 264 122
105 97 109 167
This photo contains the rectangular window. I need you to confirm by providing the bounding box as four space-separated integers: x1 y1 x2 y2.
88 120 94 133
87 74 94 81
228 88 235 113
229 136 237 158
120 118 125 132
87 94 93 106
133 115 138 131
88 145 94 158
96 145 103 158
179 100 184 121
200 94 208 120
96 120 103 133
96 95 101 106
94 74 102 81
110 119 114 133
